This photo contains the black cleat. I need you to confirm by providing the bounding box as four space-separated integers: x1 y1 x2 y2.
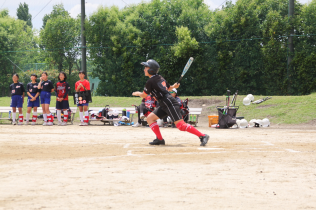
149 139 165 145
199 134 209 146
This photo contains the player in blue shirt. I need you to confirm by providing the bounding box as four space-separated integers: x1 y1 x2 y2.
10 74 25 125
38 72 54 126
26 74 40 125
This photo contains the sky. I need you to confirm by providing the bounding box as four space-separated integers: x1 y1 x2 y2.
0 0 313 30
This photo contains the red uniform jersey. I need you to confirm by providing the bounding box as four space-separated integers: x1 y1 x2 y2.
142 95 157 109
75 79 90 92
55 81 70 101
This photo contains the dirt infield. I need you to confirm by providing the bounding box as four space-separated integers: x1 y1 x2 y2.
1 123 316 210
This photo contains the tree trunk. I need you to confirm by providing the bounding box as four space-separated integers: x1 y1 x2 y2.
58 62 63 72
75 61 80 71
69 62 73 76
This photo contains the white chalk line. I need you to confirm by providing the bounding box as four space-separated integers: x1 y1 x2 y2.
127 150 142 157
123 144 130 148
198 148 224 150
285 149 300 153
261 141 274 146
260 141 301 153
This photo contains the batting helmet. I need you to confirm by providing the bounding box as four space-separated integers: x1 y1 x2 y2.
141 59 160 75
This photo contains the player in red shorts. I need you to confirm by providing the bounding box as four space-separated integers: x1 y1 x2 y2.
75 71 90 126
55 72 70 126
132 59 209 146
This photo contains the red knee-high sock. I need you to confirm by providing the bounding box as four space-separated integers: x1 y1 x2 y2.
149 122 163 140
63 115 68 123
49 114 54 122
84 115 89 124
19 114 23 123
176 121 205 137
32 115 37 122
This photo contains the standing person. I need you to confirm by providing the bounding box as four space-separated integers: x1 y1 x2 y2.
55 72 70 126
132 59 209 146
38 72 54 126
10 74 25 125
26 74 40 125
75 71 90 126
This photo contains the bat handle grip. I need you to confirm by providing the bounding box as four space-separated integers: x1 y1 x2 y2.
177 76 183 84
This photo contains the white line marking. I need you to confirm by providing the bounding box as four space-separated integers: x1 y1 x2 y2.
237 151 284 153
198 148 224 150
285 149 300 153
127 150 133 155
123 144 130 148
261 141 274 146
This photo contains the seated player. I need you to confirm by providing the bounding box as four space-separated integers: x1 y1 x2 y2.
132 94 157 127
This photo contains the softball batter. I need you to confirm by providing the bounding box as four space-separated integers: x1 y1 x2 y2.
132 59 209 146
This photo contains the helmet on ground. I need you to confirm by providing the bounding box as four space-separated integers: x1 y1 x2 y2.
238 119 248 128
141 59 160 75
243 97 251 106
247 94 254 102
262 118 270 127
255 119 263 127
249 119 256 127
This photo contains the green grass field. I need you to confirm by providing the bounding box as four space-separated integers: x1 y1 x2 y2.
206 93 316 124
1 93 315 124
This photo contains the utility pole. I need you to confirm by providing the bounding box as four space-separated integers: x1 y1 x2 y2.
287 0 294 92
81 0 87 77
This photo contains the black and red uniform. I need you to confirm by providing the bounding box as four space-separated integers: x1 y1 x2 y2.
144 75 182 122
55 81 70 110
139 59 209 146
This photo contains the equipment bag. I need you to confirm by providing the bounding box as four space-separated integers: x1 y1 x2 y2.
73 90 92 105
216 106 239 129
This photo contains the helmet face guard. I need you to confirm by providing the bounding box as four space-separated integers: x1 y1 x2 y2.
141 59 160 75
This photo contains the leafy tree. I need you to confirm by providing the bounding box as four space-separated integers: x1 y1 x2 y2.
0 12 34 96
42 4 70 29
0 9 9 18
17 2 32 28
291 0 316 94
40 4 81 75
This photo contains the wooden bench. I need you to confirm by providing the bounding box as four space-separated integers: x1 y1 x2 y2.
88 107 136 125
0 106 77 125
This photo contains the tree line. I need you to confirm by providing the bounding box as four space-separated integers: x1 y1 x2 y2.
0 0 315 97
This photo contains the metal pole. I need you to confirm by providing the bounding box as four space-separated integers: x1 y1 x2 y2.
81 0 87 77
287 0 294 92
